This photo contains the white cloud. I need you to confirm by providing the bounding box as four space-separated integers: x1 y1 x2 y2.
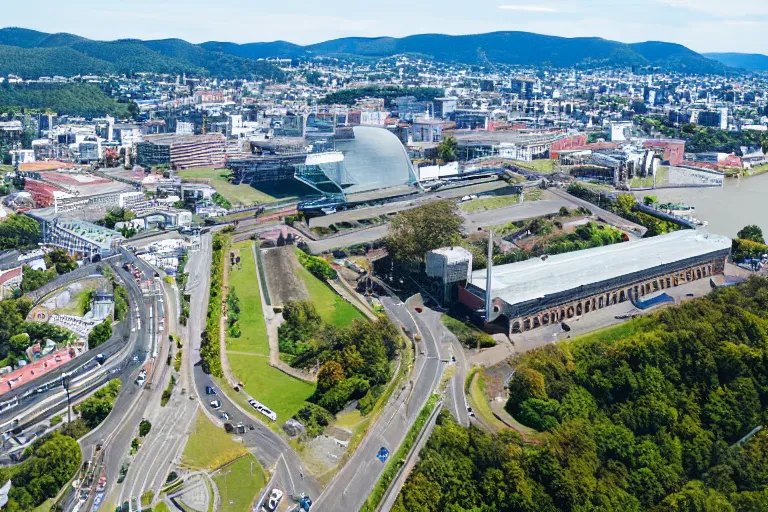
498 4 560 12
657 0 768 17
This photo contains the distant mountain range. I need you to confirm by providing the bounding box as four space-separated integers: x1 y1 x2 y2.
1 27 766 79
704 53 768 71
0 27 286 80
204 33 729 75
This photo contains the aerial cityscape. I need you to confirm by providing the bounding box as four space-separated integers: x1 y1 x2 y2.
0 3 767 511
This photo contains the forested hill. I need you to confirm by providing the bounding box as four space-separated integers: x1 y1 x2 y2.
209 32 727 74
0 27 285 81
704 52 768 71
0 83 134 118
1 27 729 77
394 277 768 511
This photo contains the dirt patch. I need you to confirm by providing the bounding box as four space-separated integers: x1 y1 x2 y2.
483 359 516 401
262 246 309 305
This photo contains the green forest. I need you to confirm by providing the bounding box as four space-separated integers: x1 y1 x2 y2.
0 83 135 118
395 278 768 511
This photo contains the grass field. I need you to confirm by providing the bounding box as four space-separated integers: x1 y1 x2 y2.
154 502 171 512
570 315 654 347
178 167 310 206
459 194 520 213
295 263 364 327
227 242 268 354
225 242 315 423
212 455 267 512
509 159 557 174
182 412 248 470
629 175 655 188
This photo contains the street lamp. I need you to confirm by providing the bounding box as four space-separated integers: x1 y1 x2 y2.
61 372 72 423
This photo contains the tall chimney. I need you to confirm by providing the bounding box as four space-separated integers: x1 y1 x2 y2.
485 231 493 322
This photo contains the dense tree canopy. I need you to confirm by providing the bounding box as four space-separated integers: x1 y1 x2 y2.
0 433 81 512
737 225 765 245
287 315 401 414
385 200 464 264
0 214 41 251
396 278 768 511
0 83 134 118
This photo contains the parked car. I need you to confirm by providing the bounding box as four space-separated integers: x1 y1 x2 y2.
267 489 283 511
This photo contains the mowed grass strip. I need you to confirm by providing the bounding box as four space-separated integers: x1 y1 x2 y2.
212 454 267 512
459 194 520 213
227 354 314 424
225 241 315 423
295 264 364 327
182 411 248 470
227 241 268 354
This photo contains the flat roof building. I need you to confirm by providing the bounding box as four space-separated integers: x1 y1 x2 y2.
137 134 226 170
460 230 731 334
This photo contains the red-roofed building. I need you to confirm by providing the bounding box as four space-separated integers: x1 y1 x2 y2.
643 139 686 166
0 348 76 396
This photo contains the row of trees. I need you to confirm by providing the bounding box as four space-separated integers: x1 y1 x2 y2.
396 278 768 511
200 232 229 376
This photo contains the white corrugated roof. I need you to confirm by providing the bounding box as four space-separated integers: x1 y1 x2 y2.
471 230 731 307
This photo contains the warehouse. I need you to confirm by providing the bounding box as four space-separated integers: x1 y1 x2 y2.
459 230 731 334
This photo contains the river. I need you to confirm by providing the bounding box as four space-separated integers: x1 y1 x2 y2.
633 173 768 238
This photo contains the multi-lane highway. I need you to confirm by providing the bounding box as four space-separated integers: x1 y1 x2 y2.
313 296 448 511
114 254 198 510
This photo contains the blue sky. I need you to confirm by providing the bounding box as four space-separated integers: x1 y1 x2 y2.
5 0 767 53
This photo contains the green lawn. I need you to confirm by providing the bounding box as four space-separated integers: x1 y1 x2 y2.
225 242 315 423
178 167 309 206
182 412 248 470
459 194 520 213
629 175 655 188
508 159 556 174
213 455 267 512
227 355 315 424
570 315 654 347
295 263 364 327
154 502 171 512
227 242 268 354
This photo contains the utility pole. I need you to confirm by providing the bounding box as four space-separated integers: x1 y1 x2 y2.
61 372 72 423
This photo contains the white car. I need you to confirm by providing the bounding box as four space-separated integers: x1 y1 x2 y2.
267 489 283 511
210 399 222 409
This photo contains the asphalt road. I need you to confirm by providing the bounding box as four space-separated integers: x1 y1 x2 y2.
116 260 198 508
313 297 447 512
186 234 319 503
305 197 572 254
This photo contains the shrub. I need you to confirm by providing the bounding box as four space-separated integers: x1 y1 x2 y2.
296 249 337 281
